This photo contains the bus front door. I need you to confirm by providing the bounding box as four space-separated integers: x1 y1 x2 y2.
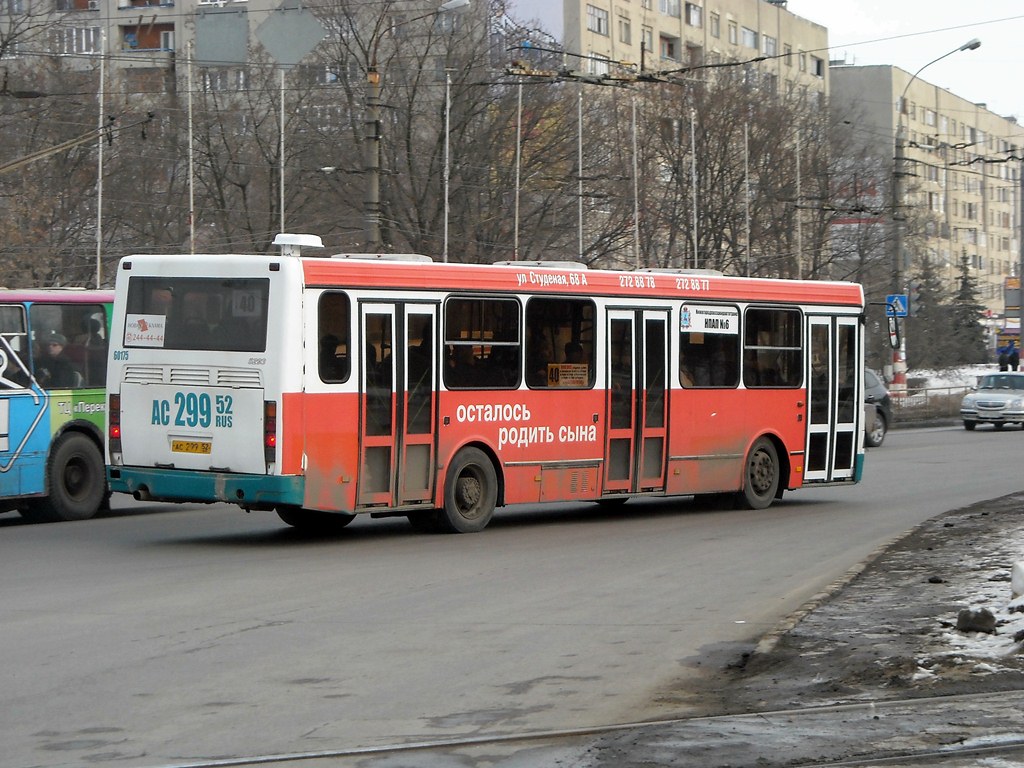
0 328 48 499
358 303 438 508
604 309 669 495
805 316 860 482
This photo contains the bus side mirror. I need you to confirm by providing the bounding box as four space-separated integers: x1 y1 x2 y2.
887 316 901 350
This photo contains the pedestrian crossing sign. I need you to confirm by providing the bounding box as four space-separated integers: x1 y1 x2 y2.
885 294 908 317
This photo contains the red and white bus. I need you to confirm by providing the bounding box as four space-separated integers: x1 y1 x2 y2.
106 235 866 532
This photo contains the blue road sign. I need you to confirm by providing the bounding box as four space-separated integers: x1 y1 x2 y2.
886 294 908 317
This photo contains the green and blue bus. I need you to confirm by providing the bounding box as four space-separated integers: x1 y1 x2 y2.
0 290 113 522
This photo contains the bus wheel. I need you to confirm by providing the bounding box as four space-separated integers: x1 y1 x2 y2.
22 433 105 523
440 447 497 533
737 437 779 511
276 506 355 532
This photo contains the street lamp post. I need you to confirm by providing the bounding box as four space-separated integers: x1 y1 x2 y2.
890 37 980 391
364 0 470 253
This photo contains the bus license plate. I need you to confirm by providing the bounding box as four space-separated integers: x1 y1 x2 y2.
171 439 212 455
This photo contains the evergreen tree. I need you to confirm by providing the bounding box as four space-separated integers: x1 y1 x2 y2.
949 255 991 365
905 257 951 369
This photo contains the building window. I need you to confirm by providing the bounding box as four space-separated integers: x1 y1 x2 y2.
121 22 173 51
762 35 776 56
811 56 824 77
798 51 806 72
685 2 701 27
589 52 610 76
728 21 737 45
784 43 792 66
586 5 609 36
709 12 719 38
660 35 678 61
642 27 653 56
52 25 101 54
618 16 631 44
740 26 757 49
659 0 680 19
55 0 95 10
203 68 246 92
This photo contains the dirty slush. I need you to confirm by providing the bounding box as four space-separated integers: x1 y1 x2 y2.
574 492 1024 767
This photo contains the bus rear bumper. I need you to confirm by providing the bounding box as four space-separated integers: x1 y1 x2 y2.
107 466 304 509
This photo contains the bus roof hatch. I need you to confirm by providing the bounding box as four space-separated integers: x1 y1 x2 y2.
272 233 324 257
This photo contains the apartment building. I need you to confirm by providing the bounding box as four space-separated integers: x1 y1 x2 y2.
563 0 828 96
11 0 322 98
831 64 1021 313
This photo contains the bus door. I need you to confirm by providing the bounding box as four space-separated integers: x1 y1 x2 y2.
604 309 669 495
0 312 48 497
358 303 438 508
805 316 860 482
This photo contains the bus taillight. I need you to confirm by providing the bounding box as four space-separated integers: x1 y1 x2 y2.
108 394 122 457
264 400 277 464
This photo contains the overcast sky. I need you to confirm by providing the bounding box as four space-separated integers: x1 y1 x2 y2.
785 1 1024 123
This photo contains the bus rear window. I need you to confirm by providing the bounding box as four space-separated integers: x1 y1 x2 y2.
124 277 270 352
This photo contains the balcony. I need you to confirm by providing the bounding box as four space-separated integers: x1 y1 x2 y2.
55 0 100 11
117 0 174 8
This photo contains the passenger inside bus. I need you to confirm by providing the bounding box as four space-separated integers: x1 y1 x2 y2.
447 344 479 386
319 334 348 381
35 332 80 388
0 343 30 388
408 325 432 389
564 341 584 363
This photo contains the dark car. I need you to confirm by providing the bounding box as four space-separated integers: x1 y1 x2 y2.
864 369 892 447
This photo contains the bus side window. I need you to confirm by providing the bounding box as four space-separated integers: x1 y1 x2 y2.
743 308 802 388
317 292 351 383
0 305 29 388
525 296 595 389
443 297 521 389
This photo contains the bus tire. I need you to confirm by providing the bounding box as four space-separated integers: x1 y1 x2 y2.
736 437 779 511
276 506 355 532
440 447 497 533
22 432 106 523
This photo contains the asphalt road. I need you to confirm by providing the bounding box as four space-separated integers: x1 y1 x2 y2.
2 424 1021 768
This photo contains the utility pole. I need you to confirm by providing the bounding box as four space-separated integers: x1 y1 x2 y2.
363 0 470 253
364 67 383 251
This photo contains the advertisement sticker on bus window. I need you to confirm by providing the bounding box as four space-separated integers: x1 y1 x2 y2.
125 314 166 347
680 304 738 335
547 363 588 387
231 290 261 318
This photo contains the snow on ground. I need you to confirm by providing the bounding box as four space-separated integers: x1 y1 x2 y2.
907 365 1000 390
940 593 1024 664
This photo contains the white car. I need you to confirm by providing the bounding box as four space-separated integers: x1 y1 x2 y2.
960 372 1024 430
